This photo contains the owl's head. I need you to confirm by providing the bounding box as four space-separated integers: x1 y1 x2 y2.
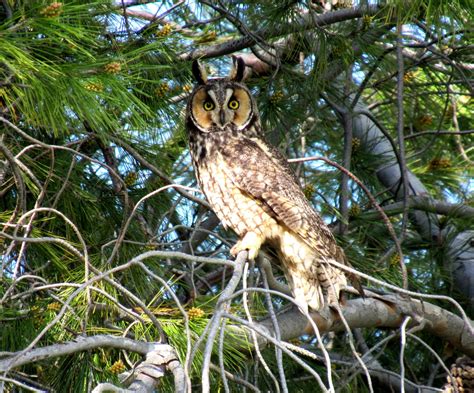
187 58 259 134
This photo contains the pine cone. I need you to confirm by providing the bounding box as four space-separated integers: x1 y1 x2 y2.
443 356 474 392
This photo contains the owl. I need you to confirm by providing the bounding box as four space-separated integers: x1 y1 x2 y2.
185 58 351 313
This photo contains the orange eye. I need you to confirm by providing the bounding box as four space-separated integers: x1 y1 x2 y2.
228 99 239 110
203 101 214 111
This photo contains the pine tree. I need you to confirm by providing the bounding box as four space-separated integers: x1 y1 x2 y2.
0 1 472 392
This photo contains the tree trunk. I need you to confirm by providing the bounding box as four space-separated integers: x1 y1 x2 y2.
351 100 473 307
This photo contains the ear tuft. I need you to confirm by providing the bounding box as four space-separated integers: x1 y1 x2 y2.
192 60 207 84
229 56 246 82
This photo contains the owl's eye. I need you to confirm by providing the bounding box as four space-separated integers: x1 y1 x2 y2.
228 99 239 110
203 101 215 111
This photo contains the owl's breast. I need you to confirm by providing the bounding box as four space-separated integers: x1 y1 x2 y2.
196 155 246 235
195 154 277 238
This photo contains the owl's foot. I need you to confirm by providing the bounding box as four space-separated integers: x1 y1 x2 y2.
230 231 263 260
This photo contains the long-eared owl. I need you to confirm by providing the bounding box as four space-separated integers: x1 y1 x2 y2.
185 57 350 312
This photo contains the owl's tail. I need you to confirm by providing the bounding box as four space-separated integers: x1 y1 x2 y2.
316 260 348 307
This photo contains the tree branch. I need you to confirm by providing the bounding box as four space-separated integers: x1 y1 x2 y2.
199 250 247 393
360 195 474 221
226 294 474 358
179 5 381 61
0 335 152 372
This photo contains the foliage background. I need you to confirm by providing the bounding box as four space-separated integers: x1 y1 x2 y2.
0 0 472 392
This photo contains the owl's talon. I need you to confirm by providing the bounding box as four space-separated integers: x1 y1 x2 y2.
230 231 263 260
229 242 243 257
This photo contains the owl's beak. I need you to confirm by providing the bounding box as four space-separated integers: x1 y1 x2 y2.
218 110 226 128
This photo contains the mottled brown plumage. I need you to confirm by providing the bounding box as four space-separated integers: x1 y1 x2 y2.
186 58 350 312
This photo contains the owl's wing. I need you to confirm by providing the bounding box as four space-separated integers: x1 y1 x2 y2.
220 136 364 297
220 137 337 254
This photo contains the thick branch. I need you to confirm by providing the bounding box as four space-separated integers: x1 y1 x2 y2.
231 295 474 357
179 5 381 61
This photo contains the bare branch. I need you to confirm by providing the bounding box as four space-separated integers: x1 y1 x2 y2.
0 335 152 372
199 250 247 393
256 295 474 357
360 195 474 221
